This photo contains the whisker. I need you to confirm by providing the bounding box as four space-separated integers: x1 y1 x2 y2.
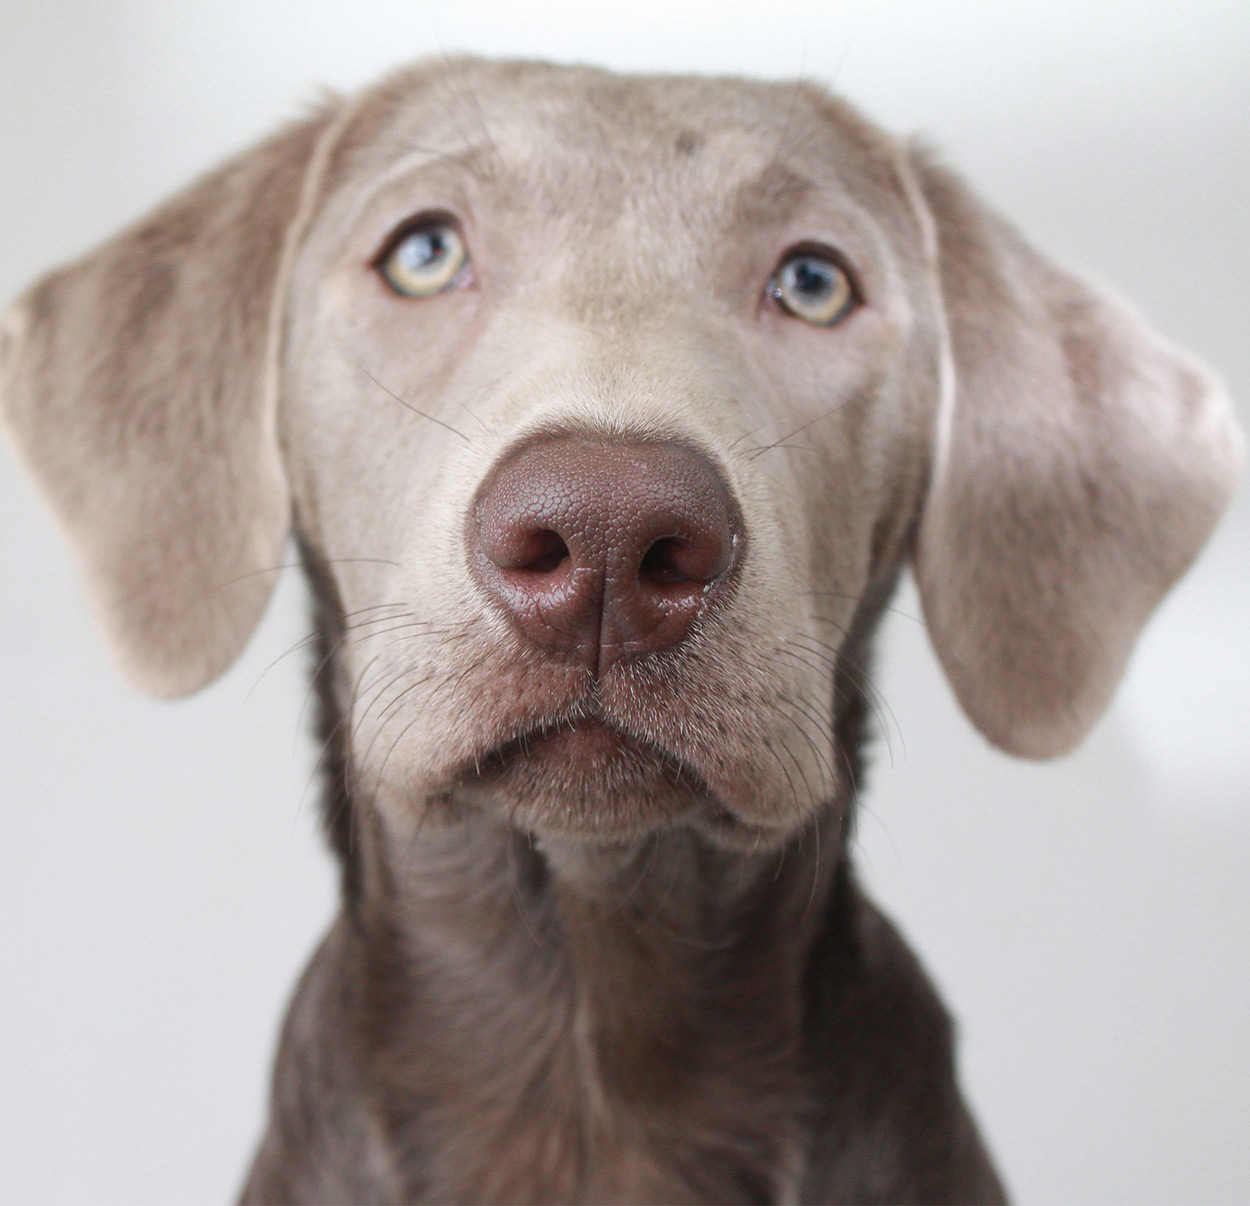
806 589 922 626
745 387 871 461
372 652 491 797
796 631 906 764
246 602 409 702
216 556 399 591
360 366 472 443
803 813 823 923
761 737 803 814
774 729 819 816
776 693 838 789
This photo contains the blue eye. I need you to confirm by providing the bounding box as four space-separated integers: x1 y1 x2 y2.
769 251 856 326
378 222 468 297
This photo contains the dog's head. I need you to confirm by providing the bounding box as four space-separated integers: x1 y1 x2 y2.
2 59 1240 845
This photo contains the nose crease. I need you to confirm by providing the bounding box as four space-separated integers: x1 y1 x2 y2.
470 434 741 673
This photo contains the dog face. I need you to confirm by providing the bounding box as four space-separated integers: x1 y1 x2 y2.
1 59 1240 845
281 65 934 842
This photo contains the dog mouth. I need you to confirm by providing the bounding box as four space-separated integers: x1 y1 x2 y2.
386 641 829 846
458 709 717 837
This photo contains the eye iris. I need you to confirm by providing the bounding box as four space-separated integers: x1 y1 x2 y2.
381 223 466 296
774 252 854 326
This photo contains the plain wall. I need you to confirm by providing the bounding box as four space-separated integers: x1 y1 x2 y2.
1 1 1247 1201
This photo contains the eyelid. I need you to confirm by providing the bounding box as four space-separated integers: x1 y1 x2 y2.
772 242 862 300
372 209 464 267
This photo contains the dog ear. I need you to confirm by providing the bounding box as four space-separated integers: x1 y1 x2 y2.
1 104 342 698
907 152 1243 758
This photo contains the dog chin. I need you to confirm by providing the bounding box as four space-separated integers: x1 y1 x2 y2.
454 717 715 839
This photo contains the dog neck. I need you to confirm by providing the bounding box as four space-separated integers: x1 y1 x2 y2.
294 539 880 1200
346 791 843 1201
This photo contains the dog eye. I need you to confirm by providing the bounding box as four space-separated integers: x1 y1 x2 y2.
769 250 856 327
377 220 469 297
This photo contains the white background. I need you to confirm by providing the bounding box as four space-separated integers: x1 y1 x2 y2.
1 1 1247 1202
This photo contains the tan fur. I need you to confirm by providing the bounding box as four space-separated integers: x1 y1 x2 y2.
0 56 1241 1204
0 105 341 696
2 61 1237 758
907 152 1242 755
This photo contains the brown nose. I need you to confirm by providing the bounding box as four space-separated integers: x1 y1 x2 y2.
470 435 741 672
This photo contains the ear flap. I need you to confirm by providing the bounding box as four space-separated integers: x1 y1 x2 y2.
909 153 1243 758
1 104 341 697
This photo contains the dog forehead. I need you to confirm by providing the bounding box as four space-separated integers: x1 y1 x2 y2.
327 57 904 226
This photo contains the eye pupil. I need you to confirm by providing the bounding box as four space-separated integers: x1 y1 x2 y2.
791 258 831 297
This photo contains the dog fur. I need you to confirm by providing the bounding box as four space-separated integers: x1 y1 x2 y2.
1 58 1241 1204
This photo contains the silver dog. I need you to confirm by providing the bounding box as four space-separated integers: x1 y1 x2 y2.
2 58 1241 1204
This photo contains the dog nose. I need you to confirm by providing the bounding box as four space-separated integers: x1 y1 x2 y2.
470 435 740 670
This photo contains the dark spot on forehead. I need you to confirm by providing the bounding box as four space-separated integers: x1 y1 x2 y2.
674 130 701 157
731 163 815 226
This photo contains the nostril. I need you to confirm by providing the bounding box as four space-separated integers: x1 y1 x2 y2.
640 534 734 586
517 530 569 574
485 527 570 574
641 538 694 585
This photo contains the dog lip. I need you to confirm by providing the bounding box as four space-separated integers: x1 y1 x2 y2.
475 713 663 772
521 716 634 762
463 710 710 791
453 713 804 847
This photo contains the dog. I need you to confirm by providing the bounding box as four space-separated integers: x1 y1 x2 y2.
1 57 1241 1204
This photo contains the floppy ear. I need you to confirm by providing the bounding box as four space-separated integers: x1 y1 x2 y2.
909 152 1243 758
1 104 342 697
